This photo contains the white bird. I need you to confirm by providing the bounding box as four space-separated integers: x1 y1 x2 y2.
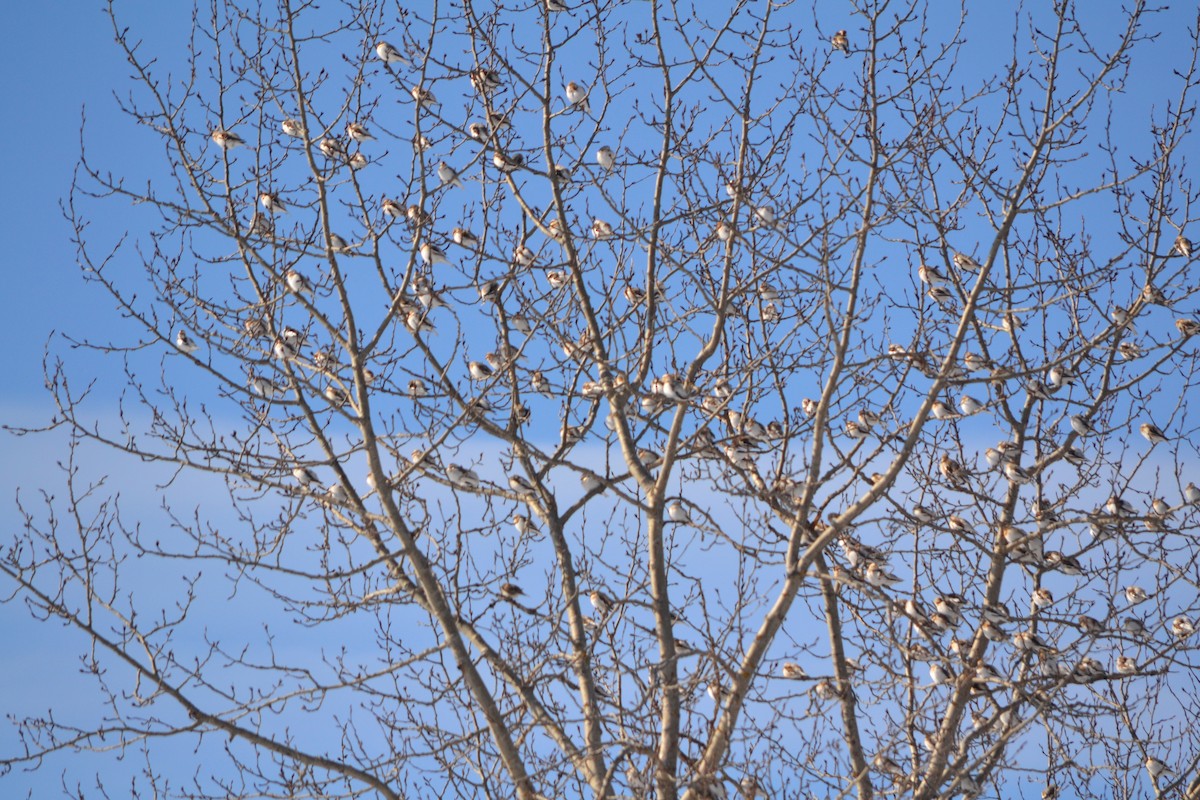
1115 655 1138 675
1030 588 1054 611
596 145 614 171
445 463 481 489
468 361 494 381
259 192 286 213
512 514 539 536
319 137 345 159
1185 482 1200 504
1125 585 1148 605
376 41 409 65
931 401 959 420
280 118 305 138
438 161 464 189
211 129 245 149
590 589 615 616
1140 422 1169 445
292 466 319 487
1146 756 1171 780
952 252 981 271
1003 462 1032 485
959 395 983 415
345 121 373 142
411 85 438 107
175 329 199 353
401 299 435 330
565 81 591 113
580 471 604 493
508 475 536 495
453 227 480 249
419 242 450 266
929 662 952 685
1070 414 1095 436
286 269 312 294
667 500 692 524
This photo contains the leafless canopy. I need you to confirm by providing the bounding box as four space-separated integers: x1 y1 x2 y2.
6 1 1200 799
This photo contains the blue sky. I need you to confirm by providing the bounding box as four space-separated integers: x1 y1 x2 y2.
3 1 1199 798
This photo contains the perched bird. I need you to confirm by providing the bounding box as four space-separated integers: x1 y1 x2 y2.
963 351 992 372
1140 422 1169 445
596 145 615 171
940 454 970 486
1045 551 1084 576
175 329 199 354
1176 234 1193 258
405 309 435 334
468 361 494 381
280 118 305 138
1177 318 1200 337
1030 587 1054 611
959 395 984 415
1146 756 1172 780
1003 462 1032 485
438 161 465 189
1122 616 1147 637
929 662 952 685
376 41 409 64
864 562 902 588
1125 585 1148 605
319 137 345 159
1012 630 1052 652
591 218 614 239
467 121 490 142
1172 616 1195 638
419 242 450 266
1115 655 1138 675
445 463 481 489
590 589 616 616
493 150 525 173
780 662 807 680
292 466 320 487
1106 495 1136 516
1078 615 1104 634
953 251 981 271
249 373 281 399
286 269 313 294
1185 482 1200 504
508 474 536 496
545 0 569 10
499 582 525 600
845 420 869 440
931 400 959 420
453 227 480 249
259 192 286 214
830 29 849 54
348 152 368 170
411 85 438 107
469 67 502 93
512 513 539 536
211 129 245 149
565 81 591 113
381 198 404 219
667 500 692 524
345 121 373 142
1143 283 1168 305
1070 414 1095 437
513 245 536 266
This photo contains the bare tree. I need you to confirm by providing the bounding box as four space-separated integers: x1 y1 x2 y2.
6 1 1200 798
